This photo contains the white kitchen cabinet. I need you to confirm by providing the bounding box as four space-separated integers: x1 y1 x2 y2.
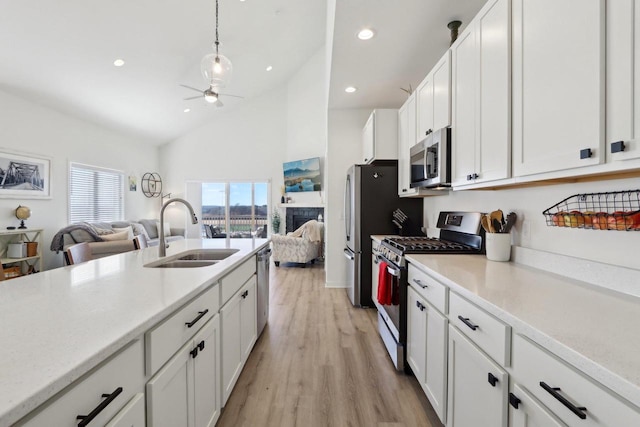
147 315 221 427
451 0 511 188
19 340 145 427
447 325 508 427
509 384 565 427
221 275 257 406
407 286 448 424
512 0 605 176
606 0 640 162
398 93 416 196
361 109 398 164
512 334 640 427
416 51 451 144
105 393 145 427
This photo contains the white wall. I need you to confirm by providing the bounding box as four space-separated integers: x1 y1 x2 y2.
0 90 160 270
160 48 328 233
424 177 640 270
325 108 371 287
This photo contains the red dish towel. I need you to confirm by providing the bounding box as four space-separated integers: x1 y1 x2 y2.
377 261 393 305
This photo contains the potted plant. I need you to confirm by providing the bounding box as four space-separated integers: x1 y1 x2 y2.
271 209 281 234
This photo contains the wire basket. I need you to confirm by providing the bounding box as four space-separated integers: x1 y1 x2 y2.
542 190 640 231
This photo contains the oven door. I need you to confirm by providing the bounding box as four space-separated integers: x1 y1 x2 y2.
374 255 406 371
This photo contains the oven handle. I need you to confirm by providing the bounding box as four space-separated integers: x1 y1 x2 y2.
343 248 355 261
386 265 401 277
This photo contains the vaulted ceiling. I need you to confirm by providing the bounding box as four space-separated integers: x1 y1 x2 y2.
0 0 486 145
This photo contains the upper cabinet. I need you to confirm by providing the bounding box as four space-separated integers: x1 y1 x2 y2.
451 0 511 188
362 109 398 164
512 0 605 176
606 0 640 162
398 93 416 195
416 51 451 144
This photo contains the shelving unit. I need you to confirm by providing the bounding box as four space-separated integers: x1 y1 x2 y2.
0 228 43 277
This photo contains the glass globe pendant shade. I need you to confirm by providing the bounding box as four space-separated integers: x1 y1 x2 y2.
201 52 232 88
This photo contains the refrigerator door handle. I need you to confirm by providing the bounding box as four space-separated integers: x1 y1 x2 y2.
343 248 355 260
344 174 351 241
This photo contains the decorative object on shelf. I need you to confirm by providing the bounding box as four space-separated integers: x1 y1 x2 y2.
15 205 31 229
280 185 286 204
543 190 640 231
141 172 162 198
201 0 232 88
0 150 51 199
271 209 281 234
128 175 137 191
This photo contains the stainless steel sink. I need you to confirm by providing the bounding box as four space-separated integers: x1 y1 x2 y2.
144 248 240 268
177 249 239 261
152 260 218 268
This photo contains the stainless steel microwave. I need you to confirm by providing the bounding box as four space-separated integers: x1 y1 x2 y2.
409 127 451 188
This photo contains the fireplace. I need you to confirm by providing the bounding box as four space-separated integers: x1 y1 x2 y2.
285 207 324 233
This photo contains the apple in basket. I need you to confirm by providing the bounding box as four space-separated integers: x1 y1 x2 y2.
552 212 566 227
608 211 630 231
569 211 586 228
592 213 609 230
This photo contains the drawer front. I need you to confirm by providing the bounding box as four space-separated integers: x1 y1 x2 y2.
105 393 145 427
512 334 640 427
449 292 510 365
220 255 256 305
408 263 448 314
20 340 144 427
146 285 219 374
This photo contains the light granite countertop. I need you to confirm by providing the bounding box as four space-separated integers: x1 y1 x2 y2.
0 238 269 427
405 253 640 408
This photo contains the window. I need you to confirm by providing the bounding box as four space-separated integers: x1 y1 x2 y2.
202 181 269 238
69 163 124 223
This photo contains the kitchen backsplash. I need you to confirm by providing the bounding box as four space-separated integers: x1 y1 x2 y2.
423 176 640 270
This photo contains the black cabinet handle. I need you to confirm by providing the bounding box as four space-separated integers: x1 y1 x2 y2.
509 393 521 409
611 141 626 153
198 340 205 351
488 372 498 387
190 347 199 358
241 290 249 299
76 387 123 427
540 381 587 420
402 188 407 192
185 309 209 328
415 301 425 312
472 173 479 179
412 278 428 288
580 148 593 159
467 174 473 181
457 315 478 331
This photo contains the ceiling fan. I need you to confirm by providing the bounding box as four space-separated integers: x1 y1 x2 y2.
180 84 243 107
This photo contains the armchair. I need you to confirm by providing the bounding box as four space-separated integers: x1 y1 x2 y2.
271 220 323 267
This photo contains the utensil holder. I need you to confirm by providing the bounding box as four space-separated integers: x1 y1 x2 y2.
485 233 511 262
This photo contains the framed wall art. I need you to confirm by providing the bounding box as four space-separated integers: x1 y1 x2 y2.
0 150 51 199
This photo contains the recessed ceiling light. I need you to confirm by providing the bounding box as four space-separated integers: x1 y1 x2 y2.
183 108 191 113
266 65 273 71
345 86 357 93
113 59 125 67
357 28 375 40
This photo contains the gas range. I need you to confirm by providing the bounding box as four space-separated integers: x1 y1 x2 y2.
379 212 485 267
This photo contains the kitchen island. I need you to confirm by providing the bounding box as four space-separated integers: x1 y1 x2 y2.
0 238 269 427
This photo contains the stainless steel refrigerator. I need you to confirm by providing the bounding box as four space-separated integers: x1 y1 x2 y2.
343 161 423 307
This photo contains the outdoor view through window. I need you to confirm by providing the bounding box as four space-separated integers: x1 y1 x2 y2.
201 182 268 238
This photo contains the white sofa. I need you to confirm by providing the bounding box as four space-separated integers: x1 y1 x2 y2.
271 220 323 267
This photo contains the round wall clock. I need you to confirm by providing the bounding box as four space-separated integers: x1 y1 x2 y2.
141 172 162 198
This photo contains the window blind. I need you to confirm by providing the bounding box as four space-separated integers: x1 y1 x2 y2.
69 163 124 223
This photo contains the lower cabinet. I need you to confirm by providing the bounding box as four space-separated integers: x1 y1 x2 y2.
147 315 221 427
509 384 564 427
447 325 508 427
221 275 257 406
406 286 448 423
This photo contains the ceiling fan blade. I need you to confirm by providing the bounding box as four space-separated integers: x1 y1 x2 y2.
183 96 202 101
219 93 244 99
179 84 205 93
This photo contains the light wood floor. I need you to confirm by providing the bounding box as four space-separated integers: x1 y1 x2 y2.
217 262 442 427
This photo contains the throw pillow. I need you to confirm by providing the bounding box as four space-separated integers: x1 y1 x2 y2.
112 226 134 240
139 219 159 239
130 222 149 239
94 227 114 236
101 230 130 241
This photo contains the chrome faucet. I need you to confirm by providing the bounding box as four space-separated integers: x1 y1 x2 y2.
159 198 198 257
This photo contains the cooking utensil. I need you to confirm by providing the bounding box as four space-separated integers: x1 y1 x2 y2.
490 210 504 231
481 214 495 233
503 212 517 233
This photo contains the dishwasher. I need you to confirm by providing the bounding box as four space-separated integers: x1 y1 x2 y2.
256 247 271 337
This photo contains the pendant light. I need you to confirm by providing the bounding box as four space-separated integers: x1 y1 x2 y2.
201 0 233 88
